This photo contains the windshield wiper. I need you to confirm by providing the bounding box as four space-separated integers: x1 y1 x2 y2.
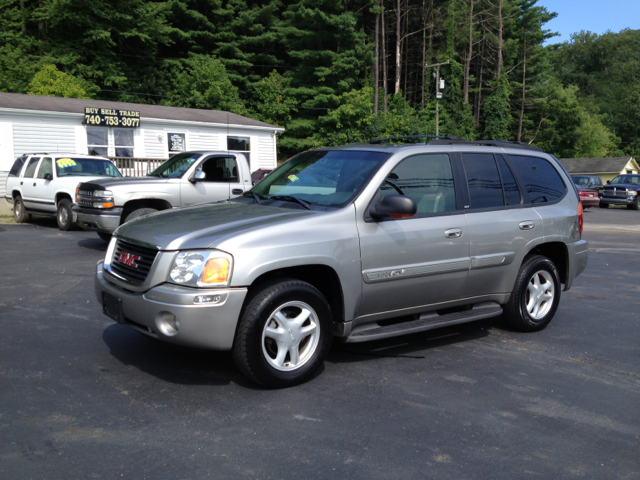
243 192 266 204
270 195 312 210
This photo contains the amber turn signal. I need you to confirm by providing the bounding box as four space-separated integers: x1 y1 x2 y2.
200 257 230 284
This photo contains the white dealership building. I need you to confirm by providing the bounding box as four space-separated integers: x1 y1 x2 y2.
0 92 283 196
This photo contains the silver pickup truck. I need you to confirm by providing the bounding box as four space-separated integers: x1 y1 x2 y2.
93 137 589 387
73 151 252 241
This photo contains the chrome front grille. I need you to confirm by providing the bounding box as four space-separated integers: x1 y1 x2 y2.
603 187 627 197
110 239 158 285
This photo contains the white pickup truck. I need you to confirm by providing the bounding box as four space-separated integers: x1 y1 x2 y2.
4 153 122 230
73 151 252 241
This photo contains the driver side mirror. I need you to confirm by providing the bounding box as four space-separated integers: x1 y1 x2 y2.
190 171 206 183
44 173 52 181
371 195 416 220
607 180 611 184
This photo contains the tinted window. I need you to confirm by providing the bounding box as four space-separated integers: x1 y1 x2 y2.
381 154 456 214
196 157 238 183
462 153 503 209
509 155 566 204
496 155 521 205
37 158 53 179
9 157 25 177
24 157 41 178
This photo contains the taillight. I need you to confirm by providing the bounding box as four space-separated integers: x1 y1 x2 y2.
578 202 583 234
579 191 588 197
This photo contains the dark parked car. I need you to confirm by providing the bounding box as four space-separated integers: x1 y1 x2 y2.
572 175 603 196
251 169 272 185
599 174 640 210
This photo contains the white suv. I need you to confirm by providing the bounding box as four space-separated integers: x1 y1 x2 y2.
5 153 122 230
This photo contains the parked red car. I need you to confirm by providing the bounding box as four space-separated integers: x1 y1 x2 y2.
251 169 273 185
577 186 599 208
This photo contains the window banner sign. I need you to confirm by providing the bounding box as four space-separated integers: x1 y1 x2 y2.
168 133 186 152
83 107 140 128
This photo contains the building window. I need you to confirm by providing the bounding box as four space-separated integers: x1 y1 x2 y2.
86 127 135 157
114 129 134 157
227 136 250 165
87 127 108 156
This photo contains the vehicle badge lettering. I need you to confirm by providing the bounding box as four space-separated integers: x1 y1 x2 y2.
118 252 141 268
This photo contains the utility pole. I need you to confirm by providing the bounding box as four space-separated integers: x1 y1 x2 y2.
425 60 450 135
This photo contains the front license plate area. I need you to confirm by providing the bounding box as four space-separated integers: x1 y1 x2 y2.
103 292 125 324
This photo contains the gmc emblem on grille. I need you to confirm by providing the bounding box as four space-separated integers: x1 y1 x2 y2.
118 252 141 268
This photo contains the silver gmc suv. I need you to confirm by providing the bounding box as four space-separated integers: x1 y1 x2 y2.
93 137 589 387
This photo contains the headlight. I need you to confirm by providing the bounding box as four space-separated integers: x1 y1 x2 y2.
93 190 113 197
627 190 637 195
168 250 233 287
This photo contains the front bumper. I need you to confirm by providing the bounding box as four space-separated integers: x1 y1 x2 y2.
599 196 636 206
74 205 123 233
95 261 247 350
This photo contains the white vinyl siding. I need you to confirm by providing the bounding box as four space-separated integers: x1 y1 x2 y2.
143 128 166 158
190 129 221 151
256 135 276 170
13 122 76 156
0 171 8 197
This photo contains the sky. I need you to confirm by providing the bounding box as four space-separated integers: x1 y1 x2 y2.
536 0 640 44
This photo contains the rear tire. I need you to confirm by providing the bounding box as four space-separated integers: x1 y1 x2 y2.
56 198 76 231
13 196 30 223
233 279 333 388
504 255 561 332
124 208 158 223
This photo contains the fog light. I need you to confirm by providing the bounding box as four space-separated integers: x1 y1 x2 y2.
156 311 180 336
194 295 222 304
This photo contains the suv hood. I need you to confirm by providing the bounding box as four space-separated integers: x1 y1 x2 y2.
115 202 316 250
78 177 171 189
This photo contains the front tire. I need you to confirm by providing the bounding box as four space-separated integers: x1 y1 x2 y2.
124 207 158 223
627 197 639 210
13 196 30 223
56 198 76 231
599 202 609 208
233 279 333 388
504 255 561 332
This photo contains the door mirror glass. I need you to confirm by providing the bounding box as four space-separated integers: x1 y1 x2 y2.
192 171 206 182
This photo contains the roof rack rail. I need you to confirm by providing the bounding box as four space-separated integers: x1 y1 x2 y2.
426 139 543 152
369 135 462 144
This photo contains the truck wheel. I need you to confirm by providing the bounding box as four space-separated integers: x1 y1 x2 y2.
56 199 76 231
97 232 112 242
233 279 333 388
628 198 639 210
504 255 561 332
599 202 609 208
13 196 30 223
124 208 158 223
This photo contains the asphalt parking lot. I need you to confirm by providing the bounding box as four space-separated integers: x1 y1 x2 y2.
0 207 639 479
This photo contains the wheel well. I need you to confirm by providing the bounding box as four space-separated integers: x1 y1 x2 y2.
12 190 21 200
527 242 568 284
248 265 345 324
55 193 72 206
121 199 172 224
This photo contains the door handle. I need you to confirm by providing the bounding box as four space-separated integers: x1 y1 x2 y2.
232 188 243 195
33 183 37 186
519 221 535 230
444 228 463 239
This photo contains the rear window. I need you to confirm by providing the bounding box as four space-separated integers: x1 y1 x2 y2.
9 157 25 177
508 155 566 204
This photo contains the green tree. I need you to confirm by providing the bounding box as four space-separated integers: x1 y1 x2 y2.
252 70 297 127
27 64 97 98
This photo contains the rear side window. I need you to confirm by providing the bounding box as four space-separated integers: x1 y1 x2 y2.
462 153 505 209
509 155 567 204
9 157 25 177
496 155 521 205
23 157 41 178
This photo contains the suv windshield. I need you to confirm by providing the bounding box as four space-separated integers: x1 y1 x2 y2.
611 175 640 185
148 152 201 178
55 158 122 177
251 150 389 207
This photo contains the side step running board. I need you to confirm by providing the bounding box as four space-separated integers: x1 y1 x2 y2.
344 303 503 343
